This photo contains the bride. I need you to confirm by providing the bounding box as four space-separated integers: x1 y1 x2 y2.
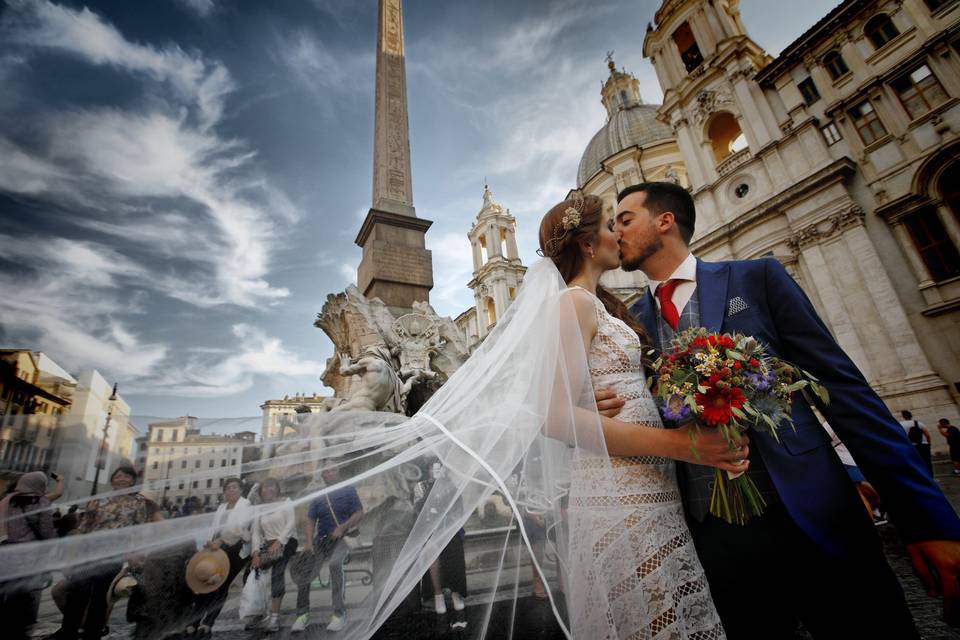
533 192 729 638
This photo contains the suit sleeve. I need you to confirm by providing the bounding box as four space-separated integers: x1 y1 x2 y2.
763 258 960 543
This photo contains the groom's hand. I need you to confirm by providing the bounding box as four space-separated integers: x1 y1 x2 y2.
595 388 625 418
906 539 960 625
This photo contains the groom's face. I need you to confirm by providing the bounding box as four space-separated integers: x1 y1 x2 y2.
615 192 663 273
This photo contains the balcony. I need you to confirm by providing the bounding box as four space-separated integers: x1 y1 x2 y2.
716 147 752 177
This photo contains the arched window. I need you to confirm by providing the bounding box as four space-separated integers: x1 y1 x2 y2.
864 14 899 50
822 50 849 80
485 297 497 328
707 112 747 162
672 22 704 73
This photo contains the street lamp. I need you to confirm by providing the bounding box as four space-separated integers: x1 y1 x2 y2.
90 383 118 497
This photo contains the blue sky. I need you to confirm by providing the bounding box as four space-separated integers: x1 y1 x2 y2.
0 0 840 422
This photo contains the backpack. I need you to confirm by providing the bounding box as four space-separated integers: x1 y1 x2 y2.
908 420 924 445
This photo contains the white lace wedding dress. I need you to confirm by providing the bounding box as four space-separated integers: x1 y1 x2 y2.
569 287 725 640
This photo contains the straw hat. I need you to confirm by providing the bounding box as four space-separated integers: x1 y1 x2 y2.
288 549 317 586
185 549 230 594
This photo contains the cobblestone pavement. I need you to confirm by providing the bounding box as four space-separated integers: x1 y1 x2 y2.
29 458 960 639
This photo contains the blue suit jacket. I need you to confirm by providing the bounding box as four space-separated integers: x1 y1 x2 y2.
630 257 960 556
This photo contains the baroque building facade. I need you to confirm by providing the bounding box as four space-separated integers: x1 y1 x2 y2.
141 416 254 508
631 0 960 442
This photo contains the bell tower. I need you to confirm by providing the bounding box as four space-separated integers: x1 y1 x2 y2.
643 0 777 206
467 185 526 339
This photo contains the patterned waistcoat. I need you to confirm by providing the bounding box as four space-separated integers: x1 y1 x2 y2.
653 294 780 522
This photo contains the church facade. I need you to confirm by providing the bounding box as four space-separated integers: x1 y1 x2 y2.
458 0 960 440
635 0 960 435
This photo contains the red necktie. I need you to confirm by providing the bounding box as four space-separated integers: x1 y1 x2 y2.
655 279 681 331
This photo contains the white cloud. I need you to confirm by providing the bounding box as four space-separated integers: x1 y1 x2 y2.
0 234 167 379
140 323 325 397
0 2 296 309
3 0 232 128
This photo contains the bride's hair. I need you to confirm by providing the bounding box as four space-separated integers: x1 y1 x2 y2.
539 194 653 348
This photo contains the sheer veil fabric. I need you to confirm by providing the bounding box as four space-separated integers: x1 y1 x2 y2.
0 259 668 639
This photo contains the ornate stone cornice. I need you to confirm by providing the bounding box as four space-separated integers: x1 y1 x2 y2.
786 205 865 253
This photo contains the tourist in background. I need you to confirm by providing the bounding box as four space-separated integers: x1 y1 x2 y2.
247 477 296 633
415 462 466 616
0 471 58 640
194 478 252 636
50 465 162 640
938 418 960 476
293 462 363 633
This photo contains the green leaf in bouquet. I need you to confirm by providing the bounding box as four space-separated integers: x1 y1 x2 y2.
742 403 759 417
811 382 830 404
784 381 807 393
800 368 820 382
726 350 745 361
731 406 747 420
697 385 708 394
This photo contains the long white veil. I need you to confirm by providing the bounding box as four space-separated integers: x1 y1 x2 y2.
0 259 635 639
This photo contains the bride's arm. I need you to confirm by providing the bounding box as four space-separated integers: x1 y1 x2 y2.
558 289 748 473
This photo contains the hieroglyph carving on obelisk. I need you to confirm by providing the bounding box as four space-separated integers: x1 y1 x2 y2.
373 0 415 217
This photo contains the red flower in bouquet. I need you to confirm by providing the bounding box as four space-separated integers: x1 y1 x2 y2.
695 384 747 426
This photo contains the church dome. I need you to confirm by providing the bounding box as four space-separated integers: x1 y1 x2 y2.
577 103 673 187
576 58 674 188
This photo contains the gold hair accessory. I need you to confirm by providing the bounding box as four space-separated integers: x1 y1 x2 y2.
543 191 586 257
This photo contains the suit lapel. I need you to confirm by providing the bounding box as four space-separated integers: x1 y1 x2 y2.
696 259 730 333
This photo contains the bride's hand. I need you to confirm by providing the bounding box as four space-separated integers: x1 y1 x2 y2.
670 426 750 474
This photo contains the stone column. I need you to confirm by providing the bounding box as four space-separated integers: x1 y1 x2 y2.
794 242 875 382
891 222 935 286
485 226 501 258
673 118 709 188
936 203 960 253
471 239 482 271
842 220 936 379
506 227 519 260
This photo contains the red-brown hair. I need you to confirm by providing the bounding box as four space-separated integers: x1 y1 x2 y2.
538 195 652 348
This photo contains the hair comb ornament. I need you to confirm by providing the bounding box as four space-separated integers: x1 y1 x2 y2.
543 191 586 257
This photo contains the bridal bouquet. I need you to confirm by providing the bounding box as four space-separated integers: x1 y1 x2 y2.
650 327 828 525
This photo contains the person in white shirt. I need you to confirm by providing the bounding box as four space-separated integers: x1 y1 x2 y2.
246 477 296 632
194 478 252 635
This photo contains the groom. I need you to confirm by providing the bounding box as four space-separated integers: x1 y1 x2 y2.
598 181 960 639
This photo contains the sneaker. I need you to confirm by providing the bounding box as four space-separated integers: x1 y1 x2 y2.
451 592 465 611
326 613 346 632
291 614 309 633
263 615 280 633
434 593 447 615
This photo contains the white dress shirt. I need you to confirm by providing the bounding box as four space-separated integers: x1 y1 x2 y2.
208 497 253 558
646 252 698 316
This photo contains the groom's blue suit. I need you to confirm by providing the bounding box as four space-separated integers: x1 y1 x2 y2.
630 257 960 557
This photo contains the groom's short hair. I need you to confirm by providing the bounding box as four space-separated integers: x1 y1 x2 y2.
617 182 695 245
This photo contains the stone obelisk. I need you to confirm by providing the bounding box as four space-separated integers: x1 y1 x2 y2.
355 0 433 313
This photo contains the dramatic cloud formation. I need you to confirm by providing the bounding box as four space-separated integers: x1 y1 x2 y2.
0 0 841 418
